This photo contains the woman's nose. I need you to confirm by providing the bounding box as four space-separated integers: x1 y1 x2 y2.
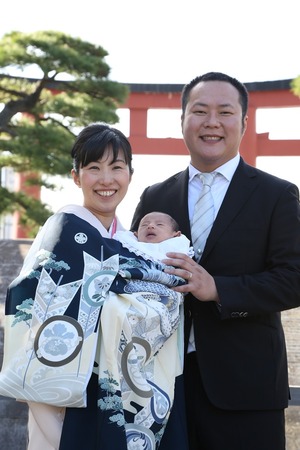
98 170 113 184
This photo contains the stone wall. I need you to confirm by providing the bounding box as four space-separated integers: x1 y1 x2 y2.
0 239 32 450
0 239 299 449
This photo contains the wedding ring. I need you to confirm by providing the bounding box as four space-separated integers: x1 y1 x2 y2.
189 272 193 280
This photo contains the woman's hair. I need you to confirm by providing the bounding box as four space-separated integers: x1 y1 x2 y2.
71 122 134 175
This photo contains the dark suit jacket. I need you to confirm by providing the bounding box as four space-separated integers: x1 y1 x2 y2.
131 157 300 411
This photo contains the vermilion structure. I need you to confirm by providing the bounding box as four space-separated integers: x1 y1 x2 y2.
13 79 300 238
124 79 300 166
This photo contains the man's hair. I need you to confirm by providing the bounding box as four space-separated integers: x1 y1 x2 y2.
181 72 249 125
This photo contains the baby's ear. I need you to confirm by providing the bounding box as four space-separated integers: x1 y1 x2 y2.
133 231 138 238
174 231 181 237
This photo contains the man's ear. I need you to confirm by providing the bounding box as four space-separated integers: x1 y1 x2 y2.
242 115 248 136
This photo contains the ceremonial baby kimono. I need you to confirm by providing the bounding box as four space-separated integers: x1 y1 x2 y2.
0 205 188 450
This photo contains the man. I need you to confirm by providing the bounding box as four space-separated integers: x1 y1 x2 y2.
131 72 300 450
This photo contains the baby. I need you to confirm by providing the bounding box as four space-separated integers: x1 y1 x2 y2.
114 211 194 262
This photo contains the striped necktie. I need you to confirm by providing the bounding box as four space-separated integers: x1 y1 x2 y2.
191 172 216 261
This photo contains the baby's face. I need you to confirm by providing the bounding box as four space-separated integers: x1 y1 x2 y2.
137 212 180 243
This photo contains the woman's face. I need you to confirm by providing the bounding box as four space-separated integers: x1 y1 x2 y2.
72 147 132 227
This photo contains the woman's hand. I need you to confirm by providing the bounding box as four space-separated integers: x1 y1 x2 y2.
162 252 220 303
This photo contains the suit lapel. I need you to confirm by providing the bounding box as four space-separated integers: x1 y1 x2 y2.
202 159 258 260
168 168 191 238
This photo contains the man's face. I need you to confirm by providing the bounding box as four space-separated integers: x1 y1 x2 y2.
181 80 248 172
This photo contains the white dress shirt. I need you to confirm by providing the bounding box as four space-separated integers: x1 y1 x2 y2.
187 154 240 352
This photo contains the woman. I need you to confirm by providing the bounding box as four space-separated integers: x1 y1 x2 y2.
0 123 189 450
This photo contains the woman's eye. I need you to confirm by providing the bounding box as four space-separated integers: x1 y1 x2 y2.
112 164 127 170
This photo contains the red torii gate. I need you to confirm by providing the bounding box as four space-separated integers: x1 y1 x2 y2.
13 79 300 238
123 79 300 166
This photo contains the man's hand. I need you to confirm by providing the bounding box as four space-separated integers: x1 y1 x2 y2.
162 252 219 302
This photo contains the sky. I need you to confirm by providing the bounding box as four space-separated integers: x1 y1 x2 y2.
1 0 300 84
1 0 300 228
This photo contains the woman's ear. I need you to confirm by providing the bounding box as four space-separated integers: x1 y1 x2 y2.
71 168 81 187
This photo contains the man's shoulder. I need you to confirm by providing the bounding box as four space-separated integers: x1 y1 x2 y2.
146 169 188 192
239 159 297 189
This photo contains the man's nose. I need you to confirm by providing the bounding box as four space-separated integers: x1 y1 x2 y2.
204 113 220 127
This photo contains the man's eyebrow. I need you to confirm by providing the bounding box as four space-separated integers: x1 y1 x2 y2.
219 103 235 108
192 102 234 108
192 102 208 107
